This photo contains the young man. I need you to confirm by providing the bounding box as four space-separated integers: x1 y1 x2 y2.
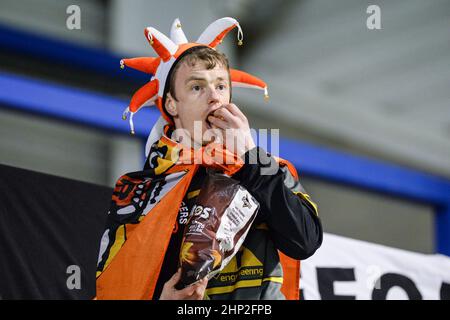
95 18 322 300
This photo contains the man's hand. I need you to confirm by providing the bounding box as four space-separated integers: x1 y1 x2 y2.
207 103 256 158
159 268 208 300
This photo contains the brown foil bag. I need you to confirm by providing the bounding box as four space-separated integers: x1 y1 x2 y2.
178 170 260 288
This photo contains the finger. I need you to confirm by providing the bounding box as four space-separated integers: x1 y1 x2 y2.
177 283 197 297
224 103 246 118
189 282 207 300
208 115 229 129
193 278 208 294
213 107 236 123
181 282 206 300
212 109 239 129
186 291 203 300
194 287 204 300
200 277 209 289
191 278 207 291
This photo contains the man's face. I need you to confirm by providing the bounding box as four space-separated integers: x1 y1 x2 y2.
166 60 231 147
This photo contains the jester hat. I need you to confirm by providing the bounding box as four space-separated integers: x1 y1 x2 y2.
121 17 268 135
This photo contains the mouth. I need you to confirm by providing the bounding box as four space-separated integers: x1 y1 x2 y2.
205 116 211 128
205 110 216 129
202 110 221 146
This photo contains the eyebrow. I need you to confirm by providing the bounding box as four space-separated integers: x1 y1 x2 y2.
185 76 228 85
185 76 206 85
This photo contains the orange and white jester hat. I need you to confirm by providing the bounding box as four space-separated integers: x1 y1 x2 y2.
120 17 268 138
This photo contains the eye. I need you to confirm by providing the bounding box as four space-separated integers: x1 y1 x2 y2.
217 84 227 90
192 85 202 92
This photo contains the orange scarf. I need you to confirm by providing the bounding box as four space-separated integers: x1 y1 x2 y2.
96 138 299 299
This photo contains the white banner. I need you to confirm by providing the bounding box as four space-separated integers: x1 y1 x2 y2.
300 233 450 300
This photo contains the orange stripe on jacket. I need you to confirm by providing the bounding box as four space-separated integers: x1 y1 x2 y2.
275 158 301 300
279 251 301 300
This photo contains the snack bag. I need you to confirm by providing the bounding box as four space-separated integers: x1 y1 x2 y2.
178 170 259 287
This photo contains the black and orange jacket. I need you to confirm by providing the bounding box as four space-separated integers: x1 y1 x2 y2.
96 136 322 300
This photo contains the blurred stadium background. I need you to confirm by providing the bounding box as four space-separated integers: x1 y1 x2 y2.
0 0 449 299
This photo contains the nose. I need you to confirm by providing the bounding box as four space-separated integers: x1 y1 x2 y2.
207 86 220 106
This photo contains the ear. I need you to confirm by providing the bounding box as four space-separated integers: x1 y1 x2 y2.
164 93 178 117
